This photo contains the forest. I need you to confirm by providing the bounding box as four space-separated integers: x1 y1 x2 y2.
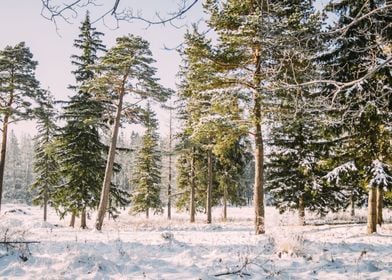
0 0 391 278
1 0 391 233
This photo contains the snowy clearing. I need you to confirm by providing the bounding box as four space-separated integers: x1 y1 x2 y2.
0 204 391 279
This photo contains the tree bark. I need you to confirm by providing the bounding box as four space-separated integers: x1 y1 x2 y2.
95 91 124 231
253 46 265 235
298 195 305 226
0 114 10 212
69 211 76 227
376 187 383 226
367 186 377 234
167 108 172 220
223 183 228 222
81 208 87 229
43 185 48 222
206 148 213 224
190 151 196 223
350 192 355 217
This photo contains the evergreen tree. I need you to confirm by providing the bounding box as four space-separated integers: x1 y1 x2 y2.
3 131 35 204
88 35 170 230
0 42 42 210
176 28 251 223
131 104 163 217
203 0 278 234
54 12 110 228
3 130 22 202
31 90 59 221
175 30 212 222
321 0 392 233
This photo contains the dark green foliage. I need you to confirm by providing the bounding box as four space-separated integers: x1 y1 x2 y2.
31 90 59 208
320 0 392 196
131 104 163 216
54 13 128 220
0 42 42 120
0 42 42 208
175 27 252 216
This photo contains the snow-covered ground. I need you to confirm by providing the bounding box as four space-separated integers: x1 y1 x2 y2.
0 204 391 279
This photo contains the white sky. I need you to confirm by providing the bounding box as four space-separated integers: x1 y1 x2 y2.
0 0 204 138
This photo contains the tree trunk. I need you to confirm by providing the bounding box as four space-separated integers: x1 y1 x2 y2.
69 211 76 227
376 187 383 226
206 149 213 224
298 195 305 226
43 185 48 222
190 151 196 223
223 184 228 222
167 108 172 220
95 92 124 231
367 186 377 234
253 45 265 235
0 114 10 212
146 208 149 219
350 192 355 217
80 208 87 229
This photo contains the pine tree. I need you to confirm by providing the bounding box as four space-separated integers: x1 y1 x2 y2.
321 0 392 234
0 42 42 210
88 35 170 230
31 90 59 221
176 28 251 223
175 29 212 222
54 12 110 228
203 0 276 234
3 130 22 202
131 104 163 217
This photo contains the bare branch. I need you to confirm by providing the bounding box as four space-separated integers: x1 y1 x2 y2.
40 0 200 28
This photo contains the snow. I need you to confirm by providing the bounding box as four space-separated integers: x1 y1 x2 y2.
369 159 392 188
325 161 357 184
0 204 391 279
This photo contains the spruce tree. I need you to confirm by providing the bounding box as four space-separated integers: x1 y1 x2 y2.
54 12 108 228
0 42 42 210
131 104 163 217
321 0 392 233
31 90 59 221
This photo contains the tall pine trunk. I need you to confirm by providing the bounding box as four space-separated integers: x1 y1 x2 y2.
298 195 305 226
190 151 196 223
206 148 213 224
367 186 377 234
253 46 265 235
0 114 10 212
95 91 124 230
376 187 383 226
